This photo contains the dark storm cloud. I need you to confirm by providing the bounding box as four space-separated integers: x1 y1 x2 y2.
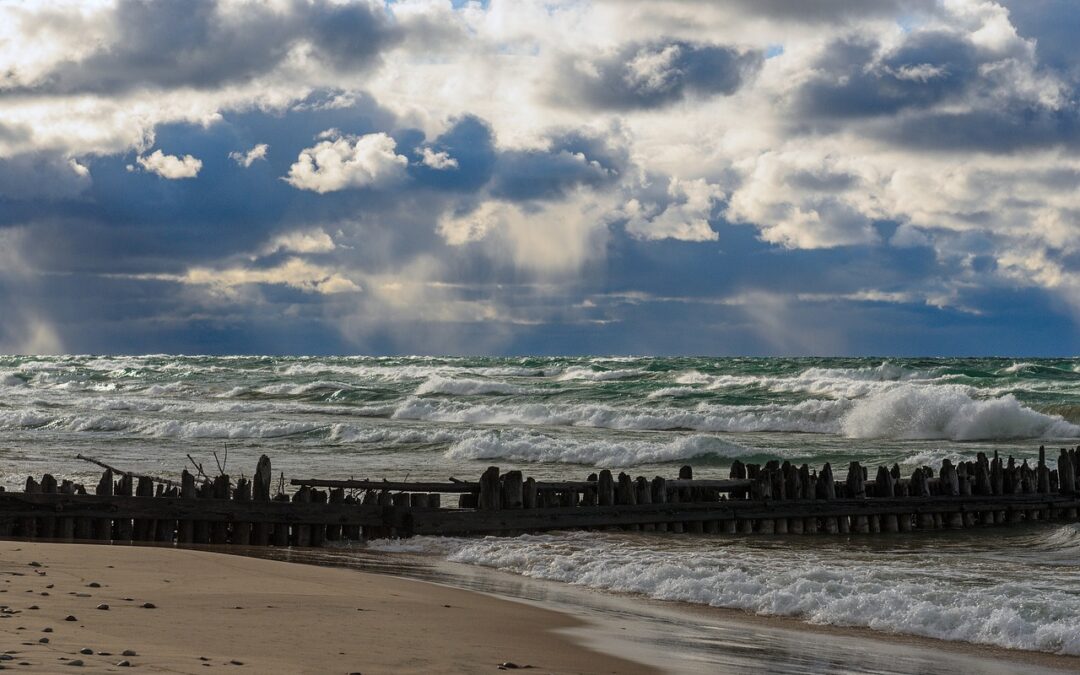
0 153 88 200
725 0 935 21
796 32 980 118
1002 0 1080 76
490 130 627 201
407 115 497 192
555 40 762 110
1 0 398 97
876 104 1080 152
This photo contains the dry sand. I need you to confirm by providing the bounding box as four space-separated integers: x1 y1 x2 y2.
0 541 653 674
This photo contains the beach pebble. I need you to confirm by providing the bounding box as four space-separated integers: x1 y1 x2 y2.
141 602 156 609
28 562 42 568
46 584 54 589
95 603 109 610
0 655 11 661
116 660 131 667
79 648 93 655
123 598 134 602
38 638 48 644
65 615 77 621
41 592 49 596
66 659 84 666
27 605 38 610
75 593 91 598
87 583 101 588
43 627 53 632
229 659 244 665
122 650 137 657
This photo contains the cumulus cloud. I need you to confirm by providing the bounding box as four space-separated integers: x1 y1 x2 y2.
136 149 203 179
229 143 268 167
285 132 408 193
418 147 458 170
623 177 723 242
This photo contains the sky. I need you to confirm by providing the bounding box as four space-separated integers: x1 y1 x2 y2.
0 0 1078 356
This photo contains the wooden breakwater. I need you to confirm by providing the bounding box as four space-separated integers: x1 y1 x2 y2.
0 446 1078 546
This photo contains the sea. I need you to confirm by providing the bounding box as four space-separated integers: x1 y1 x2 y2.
2 355 1080 662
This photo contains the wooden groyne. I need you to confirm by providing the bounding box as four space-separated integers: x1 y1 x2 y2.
1 446 1078 546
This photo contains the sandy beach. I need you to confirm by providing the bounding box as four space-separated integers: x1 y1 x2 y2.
0 541 652 674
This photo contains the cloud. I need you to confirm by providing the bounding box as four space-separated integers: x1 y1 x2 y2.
136 149 203 179
141 258 361 296
285 131 408 193
0 0 398 97
419 147 458 170
554 40 763 110
229 143 268 167
261 229 336 256
622 177 723 242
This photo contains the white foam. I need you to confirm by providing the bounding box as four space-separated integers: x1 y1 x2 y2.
444 429 755 466
415 375 527 396
556 366 643 382
383 530 1080 656
840 385 1080 441
391 396 847 434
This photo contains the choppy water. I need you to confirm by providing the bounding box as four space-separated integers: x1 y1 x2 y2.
1 355 1079 657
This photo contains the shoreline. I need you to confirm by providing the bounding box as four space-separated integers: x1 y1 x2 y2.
243 543 1080 674
0 540 654 674
3 539 1080 674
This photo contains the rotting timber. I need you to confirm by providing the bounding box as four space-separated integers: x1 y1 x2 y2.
1 446 1079 545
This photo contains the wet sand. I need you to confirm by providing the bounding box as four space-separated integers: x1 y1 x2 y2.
0 541 653 674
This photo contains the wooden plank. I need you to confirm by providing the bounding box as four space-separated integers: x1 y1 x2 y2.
288 477 753 493
0 492 393 526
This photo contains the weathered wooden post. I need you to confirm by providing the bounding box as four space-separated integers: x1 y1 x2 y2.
523 478 538 509
134 476 155 541
502 471 524 510
17 477 39 538
37 474 58 539
94 470 114 540
156 486 177 543
939 460 963 528
232 477 252 545
597 470 615 508
875 466 898 533
651 477 669 533
635 477 655 532
179 470 195 544
116 474 134 541
1059 448 1077 519
617 473 639 531
292 486 312 546
324 487 343 542
479 467 502 510
846 462 869 533
252 456 272 545
817 463 839 534
59 480 78 539
310 489 327 547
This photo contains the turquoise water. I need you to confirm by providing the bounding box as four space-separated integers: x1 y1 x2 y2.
1 355 1079 656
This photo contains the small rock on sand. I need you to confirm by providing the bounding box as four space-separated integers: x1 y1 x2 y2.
79 648 93 655
38 638 48 644
116 660 131 667
87 583 101 588
122 650 137 657
28 562 41 568
66 659 83 666
95 604 109 610
141 602 156 609
43 627 53 632
64 615 77 622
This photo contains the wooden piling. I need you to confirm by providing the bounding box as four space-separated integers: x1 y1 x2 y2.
252 455 272 545
479 467 502 510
